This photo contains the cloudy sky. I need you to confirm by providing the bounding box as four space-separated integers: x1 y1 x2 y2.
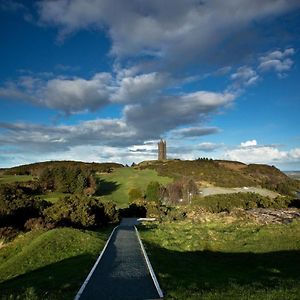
0 0 300 170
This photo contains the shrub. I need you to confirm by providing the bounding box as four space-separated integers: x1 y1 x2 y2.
0 226 19 242
0 184 50 228
194 192 292 213
43 195 119 228
145 181 161 202
128 188 143 202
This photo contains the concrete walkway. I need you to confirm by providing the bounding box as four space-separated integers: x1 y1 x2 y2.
75 219 161 300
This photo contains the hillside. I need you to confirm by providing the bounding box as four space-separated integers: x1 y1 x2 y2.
97 167 173 207
2 160 123 176
138 159 300 195
0 227 110 299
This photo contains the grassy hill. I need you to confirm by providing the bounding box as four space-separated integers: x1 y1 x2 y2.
0 227 110 299
2 160 123 176
138 159 300 194
97 167 173 207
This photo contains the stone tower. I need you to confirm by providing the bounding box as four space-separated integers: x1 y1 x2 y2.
158 139 167 161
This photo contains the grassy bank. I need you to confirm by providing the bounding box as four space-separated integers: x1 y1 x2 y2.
98 167 172 207
139 220 300 299
0 175 34 184
0 227 111 299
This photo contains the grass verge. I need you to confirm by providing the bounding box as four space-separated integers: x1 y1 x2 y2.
139 220 300 299
0 227 111 299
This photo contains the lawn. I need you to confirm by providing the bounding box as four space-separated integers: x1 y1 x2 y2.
0 227 111 300
139 219 300 299
36 192 69 203
97 167 173 207
0 175 34 184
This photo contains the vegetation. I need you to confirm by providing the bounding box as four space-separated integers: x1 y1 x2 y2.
139 220 300 299
193 192 293 213
145 181 161 202
44 195 118 228
98 167 172 207
3 160 123 176
0 227 111 299
0 175 34 184
138 159 300 196
0 184 49 228
39 167 95 194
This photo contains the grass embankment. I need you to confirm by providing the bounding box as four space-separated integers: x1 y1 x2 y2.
0 227 111 299
0 175 34 184
140 220 300 299
98 167 172 207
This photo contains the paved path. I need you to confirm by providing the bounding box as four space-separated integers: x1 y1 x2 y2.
76 219 161 300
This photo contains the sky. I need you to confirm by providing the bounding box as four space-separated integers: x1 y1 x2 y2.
0 0 300 170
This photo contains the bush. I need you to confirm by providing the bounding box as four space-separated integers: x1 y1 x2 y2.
145 181 160 202
194 193 292 213
128 188 143 202
0 226 19 242
43 195 119 228
39 167 92 194
0 184 50 228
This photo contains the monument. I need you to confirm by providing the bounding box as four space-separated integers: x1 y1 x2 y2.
158 139 167 161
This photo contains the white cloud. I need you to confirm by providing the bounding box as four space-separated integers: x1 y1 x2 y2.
230 66 259 88
37 0 300 65
42 73 113 113
124 91 236 138
241 140 258 147
198 142 222 152
258 48 295 75
111 72 169 103
224 141 300 165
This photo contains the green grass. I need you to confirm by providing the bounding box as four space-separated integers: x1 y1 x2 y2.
98 167 172 207
139 220 300 299
36 192 69 203
0 227 111 299
0 175 34 184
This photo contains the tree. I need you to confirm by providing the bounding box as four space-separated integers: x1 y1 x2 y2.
44 195 119 228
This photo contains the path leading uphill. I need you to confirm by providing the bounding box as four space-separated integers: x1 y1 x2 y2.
75 218 162 300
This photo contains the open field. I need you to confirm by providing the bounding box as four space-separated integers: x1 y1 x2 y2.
98 167 173 207
0 175 34 184
0 227 110 300
139 219 300 299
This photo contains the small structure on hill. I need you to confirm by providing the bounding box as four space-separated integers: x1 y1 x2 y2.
158 139 167 161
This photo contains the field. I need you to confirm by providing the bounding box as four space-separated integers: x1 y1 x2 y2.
0 227 110 300
98 167 173 207
0 175 34 184
139 219 300 299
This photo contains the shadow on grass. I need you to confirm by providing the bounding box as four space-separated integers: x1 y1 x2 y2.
0 254 95 300
96 179 120 196
141 240 300 299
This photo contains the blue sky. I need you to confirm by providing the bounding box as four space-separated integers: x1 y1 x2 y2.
0 0 300 170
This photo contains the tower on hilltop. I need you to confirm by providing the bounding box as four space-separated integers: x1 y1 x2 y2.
158 139 167 161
